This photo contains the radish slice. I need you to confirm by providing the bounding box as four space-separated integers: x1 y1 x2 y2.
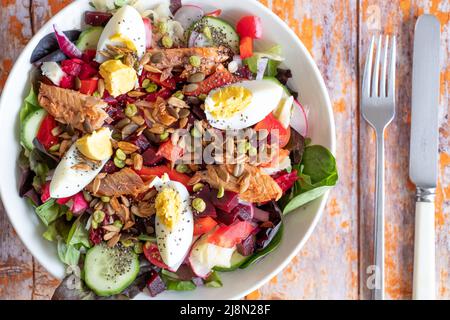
188 30 200 47
291 99 309 137
174 5 204 30
143 17 153 49
53 24 82 59
205 9 222 17
256 57 269 80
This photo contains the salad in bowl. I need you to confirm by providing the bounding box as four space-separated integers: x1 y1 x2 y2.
15 0 337 299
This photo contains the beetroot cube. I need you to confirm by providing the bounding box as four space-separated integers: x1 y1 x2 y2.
127 134 150 152
61 59 82 76
146 270 166 297
216 209 238 226
237 234 256 256
78 62 98 80
253 207 270 222
102 160 119 174
193 185 216 218
234 203 254 221
211 190 239 213
142 147 163 166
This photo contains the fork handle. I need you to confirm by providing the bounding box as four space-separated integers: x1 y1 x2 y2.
373 133 385 300
413 188 436 300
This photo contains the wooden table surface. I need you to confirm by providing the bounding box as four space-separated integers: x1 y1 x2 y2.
0 0 449 300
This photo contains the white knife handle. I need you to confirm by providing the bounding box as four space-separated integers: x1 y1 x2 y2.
413 189 436 300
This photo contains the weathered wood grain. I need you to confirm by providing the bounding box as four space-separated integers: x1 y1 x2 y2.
0 0 448 300
247 0 360 300
0 0 35 300
359 0 450 300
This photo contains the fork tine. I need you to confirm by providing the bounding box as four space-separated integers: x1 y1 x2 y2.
388 36 397 98
362 36 375 97
379 36 389 97
371 35 382 97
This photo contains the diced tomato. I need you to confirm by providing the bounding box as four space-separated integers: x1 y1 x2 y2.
143 242 172 270
143 17 153 49
79 78 98 95
78 62 98 80
145 87 173 102
208 221 256 248
239 36 254 59
61 59 82 76
137 165 192 191
36 114 58 149
59 75 74 89
254 113 291 148
273 170 298 193
236 16 263 39
194 217 218 236
206 9 222 17
184 65 239 96
41 182 51 203
145 72 177 90
156 140 184 163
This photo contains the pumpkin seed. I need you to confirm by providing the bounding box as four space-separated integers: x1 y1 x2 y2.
188 72 205 83
192 198 206 212
121 123 139 139
150 52 164 64
184 83 199 93
116 118 131 130
178 108 190 118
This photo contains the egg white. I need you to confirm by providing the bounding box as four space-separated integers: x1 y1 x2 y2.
50 144 108 199
95 5 146 63
151 176 194 271
204 80 284 130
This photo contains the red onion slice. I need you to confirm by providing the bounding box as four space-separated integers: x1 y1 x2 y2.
53 24 82 59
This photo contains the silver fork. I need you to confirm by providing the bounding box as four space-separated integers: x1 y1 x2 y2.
361 35 397 300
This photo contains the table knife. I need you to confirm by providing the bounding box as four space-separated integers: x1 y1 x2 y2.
410 14 441 300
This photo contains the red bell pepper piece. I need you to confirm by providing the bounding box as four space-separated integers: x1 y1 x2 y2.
79 78 98 95
239 36 254 59
207 221 256 248
145 72 177 90
156 140 185 163
36 114 58 149
136 165 192 191
194 216 218 236
236 16 263 39
273 170 298 193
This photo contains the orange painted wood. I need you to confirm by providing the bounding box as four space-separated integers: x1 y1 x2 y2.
0 0 449 300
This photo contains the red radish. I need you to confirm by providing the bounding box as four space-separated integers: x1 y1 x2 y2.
236 16 263 39
41 182 51 203
188 31 201 48
142 17 153 49
174 5 204 30
205 9 222 17
69 192 89 214
291 99 309 137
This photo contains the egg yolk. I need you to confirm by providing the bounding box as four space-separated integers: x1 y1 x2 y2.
205 86 253 119
155 187 181 229
99 60 137 97
109 33 137 51
76 128 113 161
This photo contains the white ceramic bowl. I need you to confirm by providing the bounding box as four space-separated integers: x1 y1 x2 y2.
0 0 335 300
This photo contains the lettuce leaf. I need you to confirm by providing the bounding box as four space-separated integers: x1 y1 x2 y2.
35 199 67 226
57 239 81 266
19 87 40 124
281 145 338 215
67 215 91 249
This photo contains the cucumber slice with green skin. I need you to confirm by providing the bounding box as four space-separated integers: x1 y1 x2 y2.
84 243 140 297
263 76 291 97
213 251 248 272
20 108 46 150
187 17 240 53
76 27 103 51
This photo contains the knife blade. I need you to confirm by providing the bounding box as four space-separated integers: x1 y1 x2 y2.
409 15 440 187
410 14 441 300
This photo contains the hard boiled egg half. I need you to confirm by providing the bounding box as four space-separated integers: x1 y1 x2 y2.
151 175 194 271
95 5 146 63
204 79 284 130
50 128 112 198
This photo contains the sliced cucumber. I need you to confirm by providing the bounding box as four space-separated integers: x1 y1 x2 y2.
188 17 240 53
213 251 248 272
20 108 46 150
76 27 103 51
263 76 291 97
84 243 140 297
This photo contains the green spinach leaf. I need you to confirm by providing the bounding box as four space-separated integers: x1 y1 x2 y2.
161 273 196 291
